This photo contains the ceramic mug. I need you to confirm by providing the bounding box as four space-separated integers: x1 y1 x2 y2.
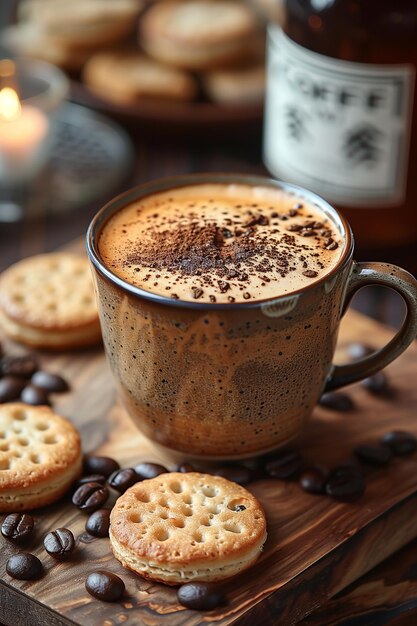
87 174 417 460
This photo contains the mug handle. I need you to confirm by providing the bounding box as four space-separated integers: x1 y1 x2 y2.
324 261 417 392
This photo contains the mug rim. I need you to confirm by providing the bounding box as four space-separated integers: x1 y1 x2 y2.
86 173 354 310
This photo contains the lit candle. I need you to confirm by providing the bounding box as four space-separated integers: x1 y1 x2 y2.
0 86 49 164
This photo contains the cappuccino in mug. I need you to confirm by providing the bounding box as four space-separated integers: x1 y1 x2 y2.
88 176 417 459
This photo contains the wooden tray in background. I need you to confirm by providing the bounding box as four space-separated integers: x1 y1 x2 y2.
0 271 417 625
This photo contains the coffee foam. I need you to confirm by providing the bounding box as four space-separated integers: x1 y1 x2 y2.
98 184 344 304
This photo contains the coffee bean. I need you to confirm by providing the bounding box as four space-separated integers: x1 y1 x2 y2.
361 372 393 398
177 582 226 611
319 392 355 412
6 553 43 580
213 465 252 486
265 451 302 479
108 468 137 493
72 482 109 513
20 385 51 406
354 444 392 466
85 571 125 602
347 343 373 360
381 431 417 456
43 528 75 560
84 456 120 478
0 376 26 402
174 462 196 473
299 467 328 495
1 513 34 543
31 371 69 393
0 355 38 379
86 509 111 538
134 462 168 480
325 465 365 502
75 474 107 490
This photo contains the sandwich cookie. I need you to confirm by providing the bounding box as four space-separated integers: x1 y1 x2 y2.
110 472 267 584
0 253 101 350
0 403 82 512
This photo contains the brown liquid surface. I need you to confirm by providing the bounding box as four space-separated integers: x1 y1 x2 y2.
98 184 344 303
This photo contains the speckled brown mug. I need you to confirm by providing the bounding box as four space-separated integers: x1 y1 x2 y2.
87 174 417 460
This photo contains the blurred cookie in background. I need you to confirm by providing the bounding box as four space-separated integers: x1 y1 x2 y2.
83 49 199 103
246 0 284 23
1 23 92 72
2 0 143 71
139 0 263 71
203 63 265 105
17 0 143 49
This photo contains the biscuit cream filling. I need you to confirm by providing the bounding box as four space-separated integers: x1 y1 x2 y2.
110 529 267 581
0 457 82 501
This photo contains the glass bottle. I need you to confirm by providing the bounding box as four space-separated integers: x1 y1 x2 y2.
264 0 417 257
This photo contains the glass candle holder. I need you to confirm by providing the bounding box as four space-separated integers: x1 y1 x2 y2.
0 58 69 221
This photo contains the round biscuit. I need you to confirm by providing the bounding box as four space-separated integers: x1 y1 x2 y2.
140 0 263 70
83 50 198 103
0 253 101 349
110 472 267 584
19 0 142 49
0 403 82 512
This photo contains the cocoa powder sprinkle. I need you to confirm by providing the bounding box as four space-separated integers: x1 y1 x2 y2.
118 200 340 298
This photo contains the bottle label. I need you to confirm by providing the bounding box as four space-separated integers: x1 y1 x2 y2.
264 27 415 207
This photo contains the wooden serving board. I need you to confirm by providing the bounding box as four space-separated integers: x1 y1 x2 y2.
1 305 417 626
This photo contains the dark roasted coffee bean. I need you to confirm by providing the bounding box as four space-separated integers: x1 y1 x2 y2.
319 391 355 412
135 462 168 480
85 570 125 602
0 376 26 402
108 468 137 493
361 372 393 398
177 582 226 611
20 385 51 406
72 482 109 513
84 455 120 478
6 553 43 580
43 528 75 560
86 509 111 538
299 467 328 495
265 451 302 479
174 462 196 473
325 465 365 502
0 355 38 379
347 342 373 360
213 465 252 486
354 444 392 466
31 371 69 393
75 474 107 490
1 513 34 543
381 431 417 456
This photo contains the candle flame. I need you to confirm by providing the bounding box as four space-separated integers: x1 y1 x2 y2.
0 87 22 122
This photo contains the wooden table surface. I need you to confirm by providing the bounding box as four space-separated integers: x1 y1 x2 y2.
1 121 417 625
